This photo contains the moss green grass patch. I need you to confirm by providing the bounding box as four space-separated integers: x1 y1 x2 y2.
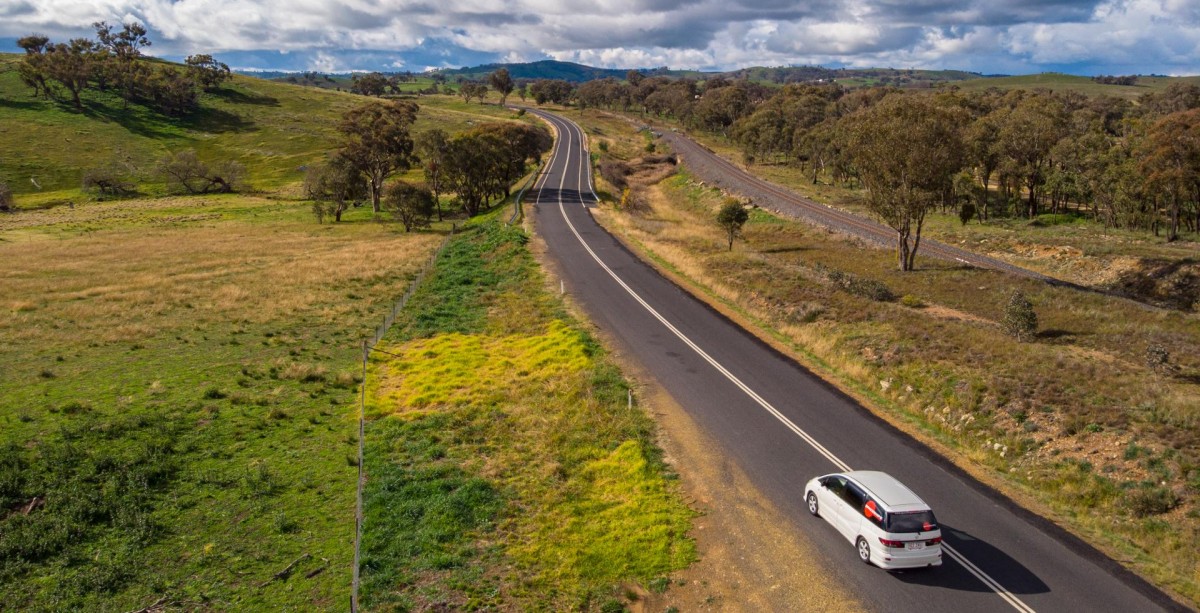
361 219 696 610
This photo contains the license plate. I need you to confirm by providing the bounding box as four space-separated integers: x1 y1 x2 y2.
906 542 925 550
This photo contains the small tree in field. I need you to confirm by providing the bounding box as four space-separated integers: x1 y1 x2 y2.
1002 289 1038 342
82 165 135 198
0 181 14 212
304 154 366 223
385 181 435 231
159 150 244 194
716 198 749 251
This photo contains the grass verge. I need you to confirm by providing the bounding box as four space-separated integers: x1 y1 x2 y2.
360 215 696 611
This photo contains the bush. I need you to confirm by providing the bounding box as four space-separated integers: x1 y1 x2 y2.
0 181 13 212
598 158 630 190
1145 344 1174 375
1002 289 1038 342
899 294 924 308
827 269 895 302
1123 485 1179 517
385 181 435 232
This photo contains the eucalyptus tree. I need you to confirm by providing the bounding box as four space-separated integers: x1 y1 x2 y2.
489 68 515 106
337 100 420 212
843 94 967 271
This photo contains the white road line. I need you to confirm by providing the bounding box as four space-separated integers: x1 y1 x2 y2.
536 111 1038 613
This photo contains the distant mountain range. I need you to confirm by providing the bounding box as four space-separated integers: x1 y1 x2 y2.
243 59 995 87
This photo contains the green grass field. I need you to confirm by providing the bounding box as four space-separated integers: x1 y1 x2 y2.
1 54 655 609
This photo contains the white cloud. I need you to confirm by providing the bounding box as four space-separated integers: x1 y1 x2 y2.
1 0 1198 74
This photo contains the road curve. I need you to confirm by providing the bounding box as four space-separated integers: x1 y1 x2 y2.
659 130 1065 284
523 108 1183 613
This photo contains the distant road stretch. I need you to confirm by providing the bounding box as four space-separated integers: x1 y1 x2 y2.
659 130 1062 284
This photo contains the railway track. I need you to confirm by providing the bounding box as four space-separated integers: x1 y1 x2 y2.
660 131 1065 285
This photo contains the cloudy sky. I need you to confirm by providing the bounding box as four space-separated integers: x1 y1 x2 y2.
1 0 1198 75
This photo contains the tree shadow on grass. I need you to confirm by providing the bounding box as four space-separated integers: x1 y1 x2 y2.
177 106 256 134
0 97 46 112
207 87 280 107
1037 328 1079 341
83 102 177 140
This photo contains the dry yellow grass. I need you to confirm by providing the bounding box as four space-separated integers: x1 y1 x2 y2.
0 197 442 350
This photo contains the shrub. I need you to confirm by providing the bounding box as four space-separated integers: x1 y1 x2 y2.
598 158 630 190
1123 485 1179 517
1145 344 1174 375
899 294 924 308
1002 289 1037 342
385 181 436 232
827 269 895 302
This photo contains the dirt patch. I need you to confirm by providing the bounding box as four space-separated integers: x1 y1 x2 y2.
1107 258 1200 311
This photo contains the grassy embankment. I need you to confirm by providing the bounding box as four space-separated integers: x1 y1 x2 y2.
358 214 696 610
575 109 1200 606
0 59 553 609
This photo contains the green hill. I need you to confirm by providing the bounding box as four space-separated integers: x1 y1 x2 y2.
948 72 1200 99
0 54 518 206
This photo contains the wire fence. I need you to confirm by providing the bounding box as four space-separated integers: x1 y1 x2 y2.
351 223 456 613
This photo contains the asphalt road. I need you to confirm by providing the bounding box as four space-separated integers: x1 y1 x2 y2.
523 108 1184 613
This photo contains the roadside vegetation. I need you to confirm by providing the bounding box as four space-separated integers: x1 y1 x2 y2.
360 216 695 610
574 108 1200 606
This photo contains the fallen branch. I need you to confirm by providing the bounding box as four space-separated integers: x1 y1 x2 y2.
21 496 43 516
258 553 310 588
